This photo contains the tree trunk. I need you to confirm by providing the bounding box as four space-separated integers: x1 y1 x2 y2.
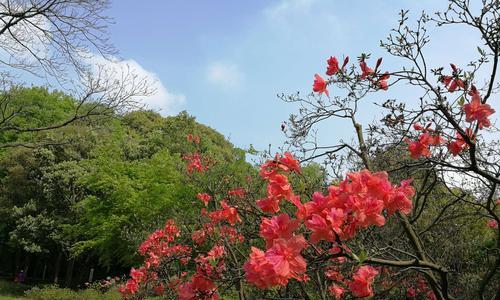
42 264 47 281
23 254 30 278
53 252 62 284
64 258 74 287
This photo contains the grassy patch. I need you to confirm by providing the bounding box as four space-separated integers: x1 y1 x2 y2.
0 280 30 299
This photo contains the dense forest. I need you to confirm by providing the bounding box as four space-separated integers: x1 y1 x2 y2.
0 87 254 286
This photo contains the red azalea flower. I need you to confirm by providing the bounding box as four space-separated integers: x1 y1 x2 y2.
260 213 300 247
228 188 245 198
463 89 495 129
265 235 307 279
326 56 340 76
448 129 473 156
279 152 301 173
153 283 165 295
413 123 424 131
406 132 444 160
406 139 431 159
196 193 212 206
244 247 284 289
257 196 281 213
376 72 390 90
208 200 241 225
305 214 335 244
360 60 374 79
407 287 416 298
349 265 379 298
329 285 345 300
441 64 465 92
187 134 200 144
313 74 329 97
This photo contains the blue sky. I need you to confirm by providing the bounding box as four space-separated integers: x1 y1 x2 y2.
106 0 492 152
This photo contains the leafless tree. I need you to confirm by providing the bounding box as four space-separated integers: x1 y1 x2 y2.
0 0 154 144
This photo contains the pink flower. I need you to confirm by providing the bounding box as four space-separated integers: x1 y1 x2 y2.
448 129 473 156
376 72 390 90
196 193 212 206
487 219 498 229
256 196 281 213
265 236 308 280
228 188 245 198
313 74 329 97
463 89 495 129
326 56 340 76
244 236 308 289
260 213 300 247
360 60 374 79
329 285 345 300
413 123 424 131
349 265 379 298
442 76 464 92
407 287 416 298
305 214 335 244
441 64 465 92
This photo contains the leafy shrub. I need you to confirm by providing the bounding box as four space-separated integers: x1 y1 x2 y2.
25 285 121 300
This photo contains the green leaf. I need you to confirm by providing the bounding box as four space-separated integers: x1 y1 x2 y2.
358 249 367 264
477 46 485 56
458 96 465 107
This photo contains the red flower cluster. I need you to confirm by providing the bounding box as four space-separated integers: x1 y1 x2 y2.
208 200 241 226
409 74 495 160
405 277 437 300
245 153 415 298
244 235 308 288
260 213 300 247
183 152 207 173
197 193 212 206
119 220 192 299
228 188 245 198
298 170 414 241
360 57 390 90
464 85 495 129
245 153 309 288
441 64 465 92
137 220 192 269
359 60 374 79
257 152 302 213
448 129 474 156
177 245 226 300
178 274 219 300
187 134 200 144
313 55 390 97
405 125 445 160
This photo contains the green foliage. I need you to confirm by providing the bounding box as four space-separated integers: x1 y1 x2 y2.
25 285 121 300
0 280 30 298
0 87 255 273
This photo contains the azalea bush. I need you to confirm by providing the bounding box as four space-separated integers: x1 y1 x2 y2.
118 1 499 299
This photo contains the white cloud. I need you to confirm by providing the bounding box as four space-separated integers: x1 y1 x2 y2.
264 0 315 20
206 62 244 90
85 54 185 115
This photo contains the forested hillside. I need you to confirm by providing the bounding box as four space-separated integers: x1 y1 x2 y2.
0 87 254 286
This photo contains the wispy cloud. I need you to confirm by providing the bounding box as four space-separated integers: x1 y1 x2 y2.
206 62 244 90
